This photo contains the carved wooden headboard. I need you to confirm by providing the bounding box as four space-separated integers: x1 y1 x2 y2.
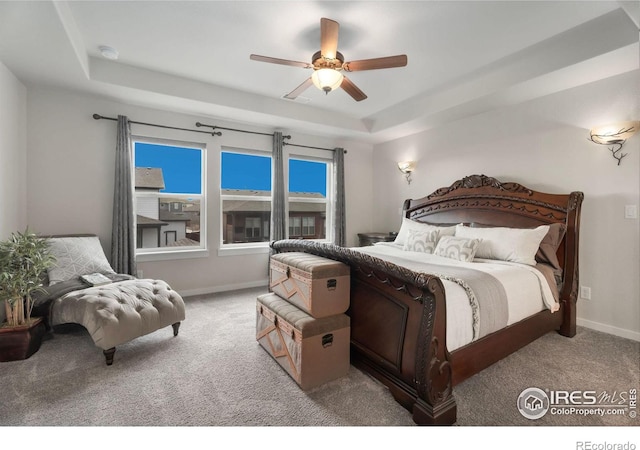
402 174 584 308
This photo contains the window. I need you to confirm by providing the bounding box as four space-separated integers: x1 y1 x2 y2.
288 157 329 241
133 137 206 259
302 216 316 236
220 148 332 251
245 217 262 238
220 151 271 245
289 216 301 237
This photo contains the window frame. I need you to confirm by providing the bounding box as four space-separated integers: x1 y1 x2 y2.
219 148 272 253
219 146 334 255
132 135 208 262
287 150 334 244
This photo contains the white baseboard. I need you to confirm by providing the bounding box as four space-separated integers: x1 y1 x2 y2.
577 317 640 342
179 279 268 298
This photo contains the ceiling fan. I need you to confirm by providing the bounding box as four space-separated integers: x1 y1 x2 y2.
250 18 408 102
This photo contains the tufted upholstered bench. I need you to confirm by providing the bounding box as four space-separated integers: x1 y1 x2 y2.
49 278 186 365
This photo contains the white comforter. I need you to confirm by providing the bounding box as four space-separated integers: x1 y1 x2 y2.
354 242 559 351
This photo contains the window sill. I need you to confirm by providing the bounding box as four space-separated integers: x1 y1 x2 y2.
217 245 271 257
136 248 209 262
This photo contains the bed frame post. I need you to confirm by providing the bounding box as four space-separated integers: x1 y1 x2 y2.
411 277 456 425
559 191 583 337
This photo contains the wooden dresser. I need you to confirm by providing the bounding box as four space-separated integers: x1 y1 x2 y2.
357 232 397 247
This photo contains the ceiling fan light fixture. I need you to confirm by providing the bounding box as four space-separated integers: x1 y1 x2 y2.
311 68 343 94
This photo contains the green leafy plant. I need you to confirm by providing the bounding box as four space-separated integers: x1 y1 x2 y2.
0 229 55 327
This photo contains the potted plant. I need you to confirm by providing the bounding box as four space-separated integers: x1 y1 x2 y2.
0 229 55 361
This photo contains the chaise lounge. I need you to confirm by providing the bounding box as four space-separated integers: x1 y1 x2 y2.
33 234 186 365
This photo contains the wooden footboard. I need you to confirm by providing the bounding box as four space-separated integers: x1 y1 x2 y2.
349 264 456 425
270 240 456 425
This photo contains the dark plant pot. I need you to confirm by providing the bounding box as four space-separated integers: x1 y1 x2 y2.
0 317 46 362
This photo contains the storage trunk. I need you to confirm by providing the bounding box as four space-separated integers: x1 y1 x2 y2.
269 252 350 318
256 292 350 390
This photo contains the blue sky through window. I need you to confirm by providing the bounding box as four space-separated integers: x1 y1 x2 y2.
290 159 326 196
221 152 271 190
221 152 326 196
135 147 327 196
135 142 202 194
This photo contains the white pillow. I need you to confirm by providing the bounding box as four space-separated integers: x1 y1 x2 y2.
433 236 481 262
403 229 440 253
394 218 456 246
47 236 116 285
454 224 550 266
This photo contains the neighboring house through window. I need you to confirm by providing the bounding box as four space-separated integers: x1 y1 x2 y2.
220 148 332 251
133 136 207 260
220 151 272 246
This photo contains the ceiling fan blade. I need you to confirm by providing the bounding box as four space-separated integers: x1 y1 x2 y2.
250 54 312 69
341 76 367 102
320 18 339 59
343 55 408 72
283 77 314 100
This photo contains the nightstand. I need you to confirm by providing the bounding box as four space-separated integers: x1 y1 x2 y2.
357 232 397 247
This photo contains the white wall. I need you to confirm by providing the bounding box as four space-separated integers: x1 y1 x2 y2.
372 70 640 340
0 60 27 239
25 87 373 295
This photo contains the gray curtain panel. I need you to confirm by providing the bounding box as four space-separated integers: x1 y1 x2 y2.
111 115 137 275
271 131 286 241
333 147 346 247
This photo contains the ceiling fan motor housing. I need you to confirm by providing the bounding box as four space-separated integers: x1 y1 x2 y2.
312 51 344 70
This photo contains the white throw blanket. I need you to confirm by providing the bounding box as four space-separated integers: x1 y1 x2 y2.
355 242 558 351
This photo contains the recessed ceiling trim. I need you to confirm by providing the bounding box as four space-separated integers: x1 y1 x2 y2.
53 0 89 79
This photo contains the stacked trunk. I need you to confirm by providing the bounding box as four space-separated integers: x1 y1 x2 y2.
256 252 351 390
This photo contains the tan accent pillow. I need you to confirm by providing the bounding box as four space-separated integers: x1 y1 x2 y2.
535 223 566 276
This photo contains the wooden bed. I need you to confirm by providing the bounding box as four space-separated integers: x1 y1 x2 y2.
270 174 583 425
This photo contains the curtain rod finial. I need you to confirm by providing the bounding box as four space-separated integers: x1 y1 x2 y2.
93 114 102 120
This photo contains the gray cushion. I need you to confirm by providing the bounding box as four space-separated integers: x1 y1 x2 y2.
50 279 186 350
47 236 115 285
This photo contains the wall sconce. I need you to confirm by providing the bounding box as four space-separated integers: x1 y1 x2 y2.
588 121 639 165
397 161 416 184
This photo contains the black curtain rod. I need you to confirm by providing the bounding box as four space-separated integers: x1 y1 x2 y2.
93 114 222 137
94 114 346 153
195 121 291 139
284 142 347 154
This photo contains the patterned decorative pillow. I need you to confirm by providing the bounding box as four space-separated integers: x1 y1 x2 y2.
393 218 456 246
47 236 116 285
403 229 440 253
434 236 481 262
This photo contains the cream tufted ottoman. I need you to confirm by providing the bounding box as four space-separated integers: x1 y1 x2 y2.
50 279 186 365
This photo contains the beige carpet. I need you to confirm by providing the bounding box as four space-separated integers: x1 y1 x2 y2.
0 286 637 443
